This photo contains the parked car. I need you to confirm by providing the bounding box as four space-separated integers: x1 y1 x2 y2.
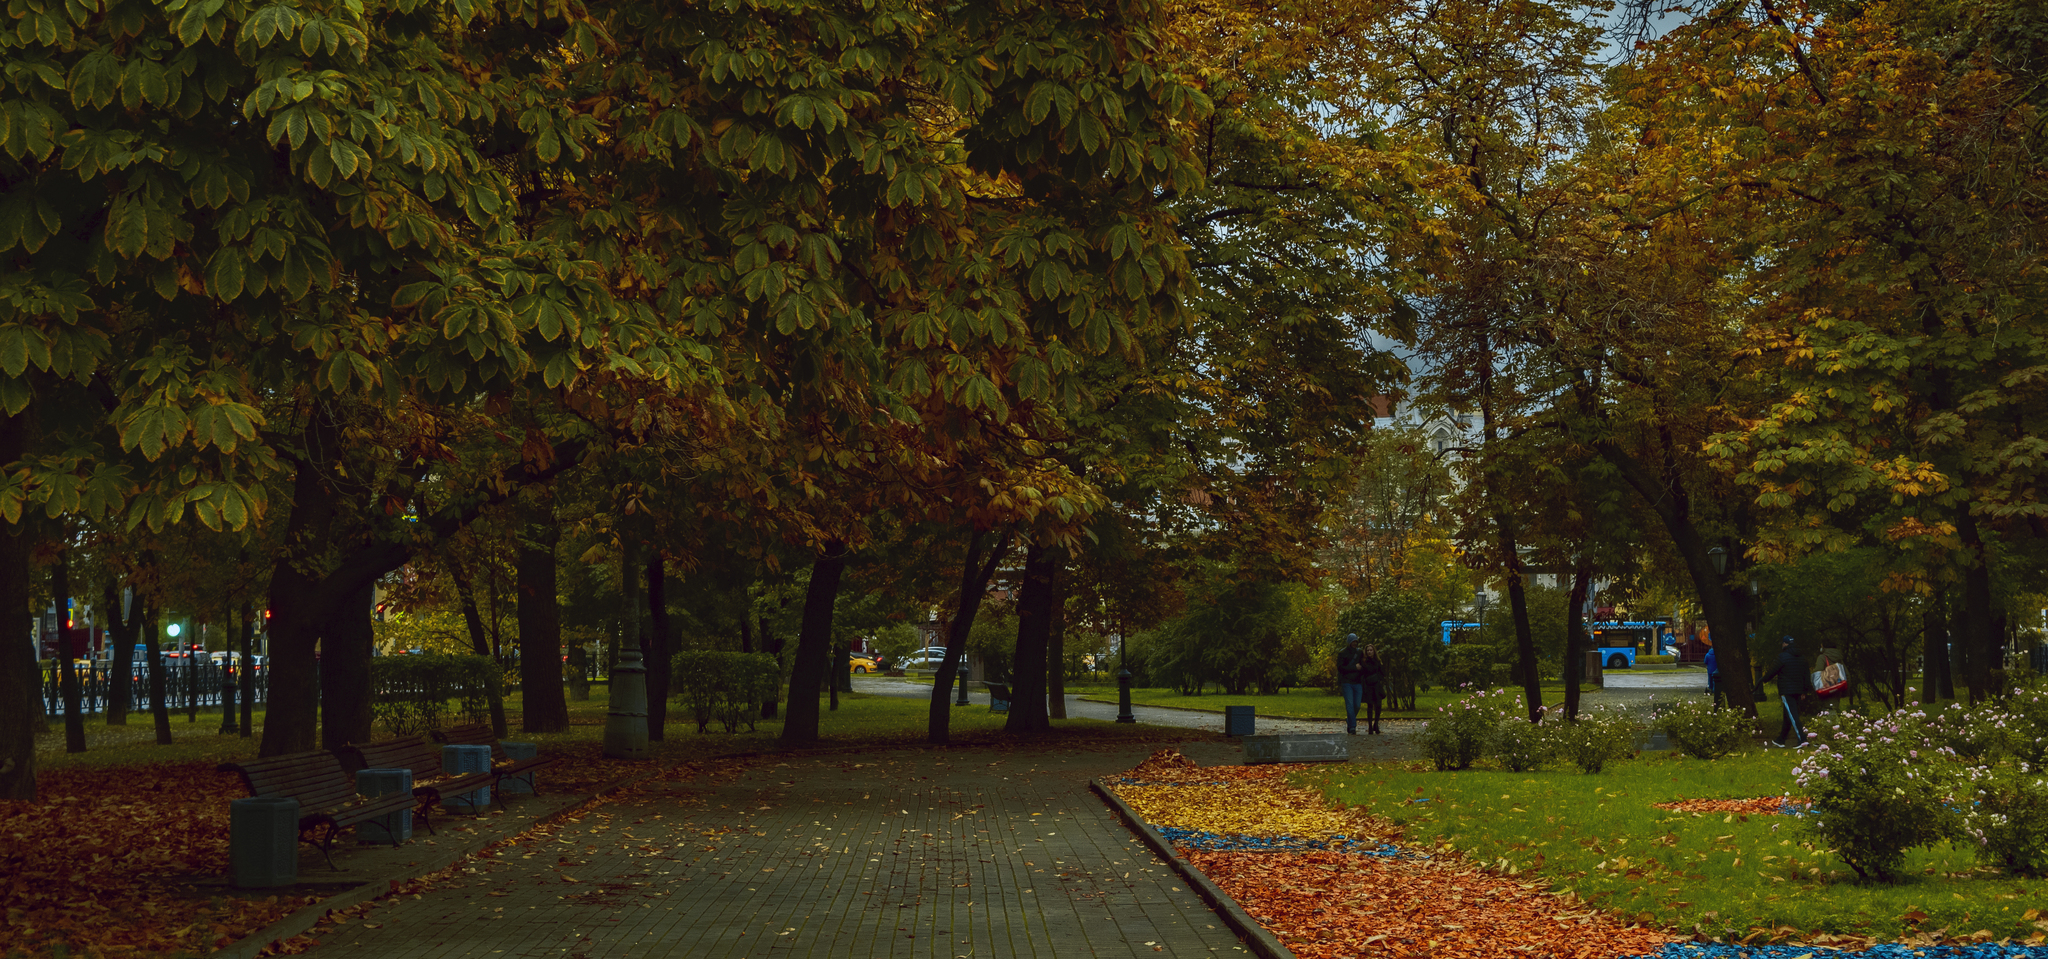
901 647 954 669
848 656 879 673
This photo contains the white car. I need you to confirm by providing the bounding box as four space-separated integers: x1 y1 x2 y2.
903 647 955 669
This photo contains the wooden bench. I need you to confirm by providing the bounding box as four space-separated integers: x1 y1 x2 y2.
218 749 420 868
430 724 554 796
337 735 501 824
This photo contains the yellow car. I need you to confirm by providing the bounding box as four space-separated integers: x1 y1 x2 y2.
848 656 879 673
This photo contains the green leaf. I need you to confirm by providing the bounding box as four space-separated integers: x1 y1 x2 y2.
121 404 189 459
207 248 245 302
0 326 46 377
0 376 30 416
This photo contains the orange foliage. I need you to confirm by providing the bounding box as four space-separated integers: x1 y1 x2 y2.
0 763 319 958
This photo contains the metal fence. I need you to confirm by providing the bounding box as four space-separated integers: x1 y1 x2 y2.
39 659 272 717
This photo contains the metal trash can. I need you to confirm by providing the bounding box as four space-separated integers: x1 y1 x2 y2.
355 768 413 843
441 744 492 812
230 796 299 889
498 742 537 795
1224 705 1256 737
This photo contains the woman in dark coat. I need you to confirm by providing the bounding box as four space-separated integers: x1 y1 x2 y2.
1360 647 1388 734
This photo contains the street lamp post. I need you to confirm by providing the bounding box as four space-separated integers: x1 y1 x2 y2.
1115 632 1136 723
955 661 971 707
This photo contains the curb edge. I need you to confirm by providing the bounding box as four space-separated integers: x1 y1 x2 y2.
1089 778 1298 959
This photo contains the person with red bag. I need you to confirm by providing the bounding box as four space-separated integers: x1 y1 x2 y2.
1761 636 1811 748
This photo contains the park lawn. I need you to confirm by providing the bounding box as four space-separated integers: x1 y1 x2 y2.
1304 750 2048 943
32 686 1204 773
1067 684 1595 719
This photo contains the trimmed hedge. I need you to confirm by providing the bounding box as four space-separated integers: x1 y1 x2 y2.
672 650 780 733
370 653 495 736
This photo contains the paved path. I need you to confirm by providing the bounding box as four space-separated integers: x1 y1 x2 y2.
852 675 1428 762
306 746 1254 959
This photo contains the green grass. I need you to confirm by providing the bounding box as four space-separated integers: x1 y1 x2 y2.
1304 751 2048 941
30 687 1206 773
1065 684 1596 719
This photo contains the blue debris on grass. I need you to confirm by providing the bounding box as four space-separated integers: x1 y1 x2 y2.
1629 943 2048 959
1155 825 1409 856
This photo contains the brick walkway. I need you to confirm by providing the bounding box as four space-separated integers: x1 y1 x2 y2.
306 746 1253 959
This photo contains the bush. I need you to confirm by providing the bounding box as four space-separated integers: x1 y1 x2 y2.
1491 717 1551 772
1436 644 1497 691
1550 707 1641 773
671 650 780 733
1654 699 1753 759
1923 700 2009 761
1421 687 1522 771
370 654 496 737
1795 706 1961 882
1959 763 2048 876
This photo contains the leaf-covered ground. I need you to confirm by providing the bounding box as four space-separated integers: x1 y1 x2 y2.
1109 749 1674 959
0 762 321 959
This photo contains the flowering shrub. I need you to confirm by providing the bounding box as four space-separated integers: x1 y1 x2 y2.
1549 707 1641 773
1997 682 2048 768
1420 687 1524 771
1653 699 1752 760
1958 763 2048 876
1492 716 1551 772
1923 700 2010 761
1794 706 1960 881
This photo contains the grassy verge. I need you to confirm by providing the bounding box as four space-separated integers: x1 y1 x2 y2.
1304 751 2047 942
1065 684 1596 719
30 686 1209 773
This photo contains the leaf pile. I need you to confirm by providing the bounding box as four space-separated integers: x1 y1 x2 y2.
0 762 320 959
1650 797 1806 816
1190 849 1676 959
1114 779 1383 840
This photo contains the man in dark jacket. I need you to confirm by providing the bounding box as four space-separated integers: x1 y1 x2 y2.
1760 635 1811 747
1336 634 1366 735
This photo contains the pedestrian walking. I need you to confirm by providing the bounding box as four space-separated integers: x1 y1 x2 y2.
1360 646 1387 734
1337 634 1366 735
1761 635 1811 747
1704 645 1721 708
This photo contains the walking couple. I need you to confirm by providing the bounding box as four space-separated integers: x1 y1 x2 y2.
1337 634 1386 735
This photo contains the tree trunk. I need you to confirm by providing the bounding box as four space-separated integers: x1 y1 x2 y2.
101 581 136 726
239 601 254 738
144 602 170 744
781 542 848 746
1959 510 1996 703
517 500 568 733
825 634 840 711
739 616 753 654
759 615 781 719
1493 517 1542 721
1006 541 1058 735
646 554 671 741
930 529 1012 744
320 583 376 750
52 554 85 754
259 428 341 757
453 563 511 737
1563 557 1592 722
779 542 846 745
0 445 35 797
1591 442 1759 716
1047 563 1067 719
1922 604 1947 704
